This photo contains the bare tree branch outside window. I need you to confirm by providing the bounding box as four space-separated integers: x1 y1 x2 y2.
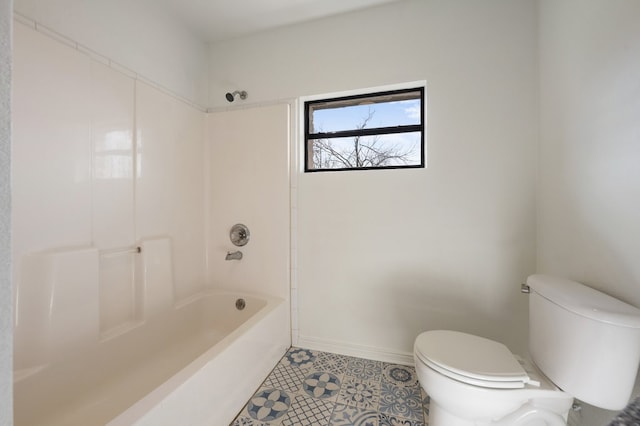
312 110 418 170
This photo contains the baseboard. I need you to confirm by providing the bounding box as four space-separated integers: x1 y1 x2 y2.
296 335 414 366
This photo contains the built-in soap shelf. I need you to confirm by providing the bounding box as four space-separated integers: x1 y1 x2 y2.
14 238 177 362
99 247 143 337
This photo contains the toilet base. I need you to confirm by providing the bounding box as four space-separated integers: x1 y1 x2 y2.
429 400 478 426
429 399 568 426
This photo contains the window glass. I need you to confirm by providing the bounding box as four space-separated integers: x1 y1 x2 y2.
305 88 424 172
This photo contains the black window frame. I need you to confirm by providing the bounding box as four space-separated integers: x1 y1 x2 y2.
304 87 425 173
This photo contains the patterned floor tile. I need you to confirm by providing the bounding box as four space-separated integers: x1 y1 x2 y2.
330 403 379 426
313 352 351 375
381 364 419 388
346 358 382 381
264 362 307 393
378 382 424 421
231 414 271 426
233 348 431 426
246 388 292 422
281 393 334 426
302 371 341 400
337 376 381 410
281 347 317 369
379 412 425 426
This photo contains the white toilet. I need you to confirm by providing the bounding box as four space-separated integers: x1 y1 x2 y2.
414 274 640 426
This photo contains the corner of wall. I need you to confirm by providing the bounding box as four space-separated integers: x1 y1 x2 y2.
533 0 543 274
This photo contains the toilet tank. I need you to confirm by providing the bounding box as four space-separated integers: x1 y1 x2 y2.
527 274 640 410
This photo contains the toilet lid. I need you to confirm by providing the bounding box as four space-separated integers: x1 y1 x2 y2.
415 330 530 389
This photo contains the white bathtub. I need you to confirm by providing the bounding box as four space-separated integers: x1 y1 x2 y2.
14 291 290 426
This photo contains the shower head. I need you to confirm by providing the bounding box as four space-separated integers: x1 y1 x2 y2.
225 90 247 102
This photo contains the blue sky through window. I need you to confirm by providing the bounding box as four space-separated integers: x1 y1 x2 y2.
311 99 421 134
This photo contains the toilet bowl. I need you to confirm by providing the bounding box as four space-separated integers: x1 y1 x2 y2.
414 330 573 426
413 275 640 426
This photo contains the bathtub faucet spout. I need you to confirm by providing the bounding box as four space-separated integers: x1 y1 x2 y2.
225 251 243 261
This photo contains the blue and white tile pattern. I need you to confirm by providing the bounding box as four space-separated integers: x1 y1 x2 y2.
232 348 430 425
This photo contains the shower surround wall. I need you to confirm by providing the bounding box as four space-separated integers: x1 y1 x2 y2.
206 105 291 298
12 20 292 417
13 21 207 368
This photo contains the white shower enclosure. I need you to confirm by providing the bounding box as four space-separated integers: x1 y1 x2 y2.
12 20 291 424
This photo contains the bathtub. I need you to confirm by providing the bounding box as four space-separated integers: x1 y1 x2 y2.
14 291 290 426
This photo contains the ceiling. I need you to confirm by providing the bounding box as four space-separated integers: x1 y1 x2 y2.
160 0 404 42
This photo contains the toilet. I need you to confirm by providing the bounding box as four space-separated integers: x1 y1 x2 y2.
414 274 640 426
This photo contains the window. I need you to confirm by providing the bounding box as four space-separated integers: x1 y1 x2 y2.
304 87 424 172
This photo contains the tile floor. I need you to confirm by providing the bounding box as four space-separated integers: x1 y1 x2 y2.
231 347 430 426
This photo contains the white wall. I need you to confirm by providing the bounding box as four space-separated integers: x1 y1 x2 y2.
538 0 640 424
14 0 209 107
0 0 13 423
207 104 291 301
209 0 539 360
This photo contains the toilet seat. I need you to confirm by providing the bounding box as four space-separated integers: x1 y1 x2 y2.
414 330 530 389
